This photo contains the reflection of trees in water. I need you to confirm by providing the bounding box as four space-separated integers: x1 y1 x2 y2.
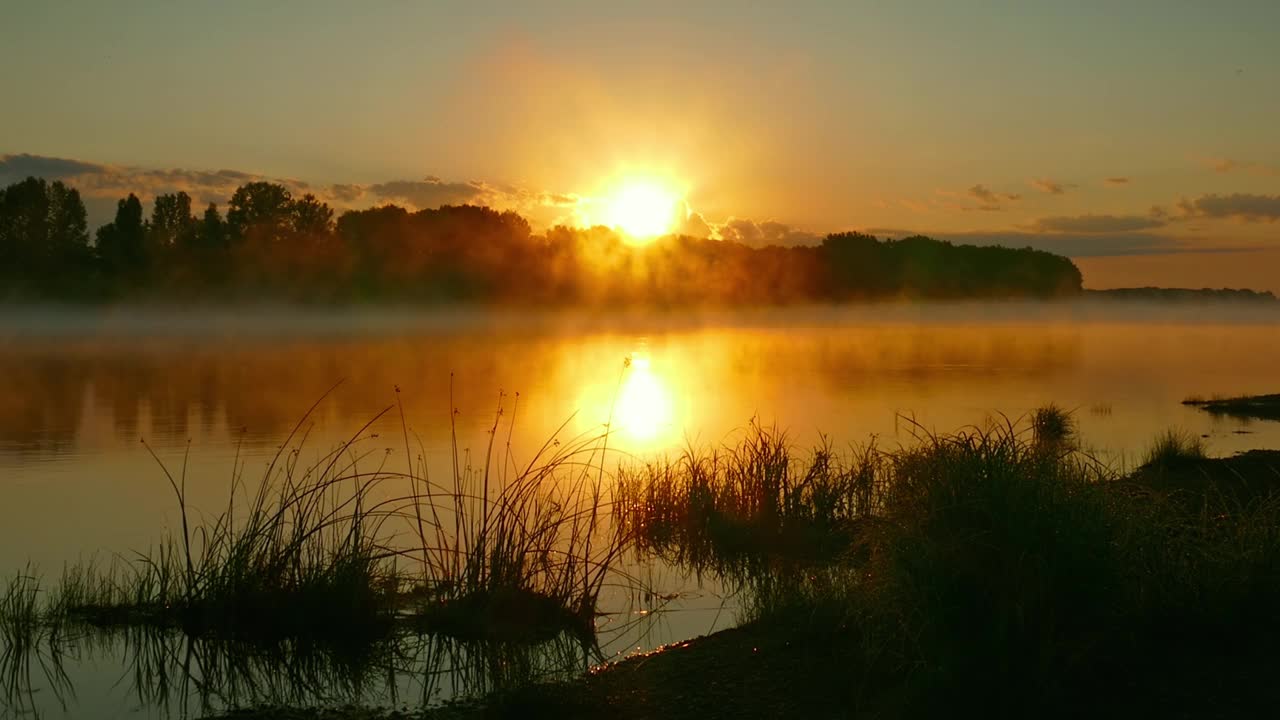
0 323 1086 462
1 624 597 718
0 336 566 460
0 354 88 458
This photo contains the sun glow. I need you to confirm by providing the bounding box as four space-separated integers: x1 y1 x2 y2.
615 352 673 442
599 180 680 240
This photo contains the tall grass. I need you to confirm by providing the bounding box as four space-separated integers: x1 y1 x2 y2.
399 392 631 641
1 386 630 657
0 386 636 716
865 421 1119 712
616 421 884 574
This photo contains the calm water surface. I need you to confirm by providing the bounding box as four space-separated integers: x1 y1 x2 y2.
3 302 1279 717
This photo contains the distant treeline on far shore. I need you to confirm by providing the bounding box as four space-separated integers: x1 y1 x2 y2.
1085 287 1277 303
2 175 1102 305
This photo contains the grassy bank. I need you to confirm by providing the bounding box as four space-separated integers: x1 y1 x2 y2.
600 416 1280 717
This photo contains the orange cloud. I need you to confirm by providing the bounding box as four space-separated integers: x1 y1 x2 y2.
1026 214 1166 233
1030 178 1074 195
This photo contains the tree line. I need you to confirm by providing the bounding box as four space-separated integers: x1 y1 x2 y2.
0 176 1083 304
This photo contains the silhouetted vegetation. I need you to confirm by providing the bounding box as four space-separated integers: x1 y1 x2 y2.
9 408 1280 718
1087 287 1278 302
602 418 1280 719
0 177 1084 304
0 393 630 717
1184 392 1280 422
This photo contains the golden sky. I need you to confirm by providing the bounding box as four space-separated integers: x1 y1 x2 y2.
2 1 1278 290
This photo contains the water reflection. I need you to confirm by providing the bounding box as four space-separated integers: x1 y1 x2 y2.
616 351 674 444
0 624 598 718
0 323 1093 463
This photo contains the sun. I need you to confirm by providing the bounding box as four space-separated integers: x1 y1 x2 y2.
599 180 679 240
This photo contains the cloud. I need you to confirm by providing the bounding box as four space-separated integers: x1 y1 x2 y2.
1177 193 1280 223
0 153 104 180
968 185 999 204
327 184 366 203
0 152 318 223
1104 177 1130 186
0 152 593 229
1205 158 1278 176
963 184 1021 211
1030 178 1073 195
676 205 713 238
1026 214 1167 233
714 217 821 247
366 178 490 208
865 227 1221 258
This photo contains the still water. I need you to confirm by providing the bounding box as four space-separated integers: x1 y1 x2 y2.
2 301 1279 717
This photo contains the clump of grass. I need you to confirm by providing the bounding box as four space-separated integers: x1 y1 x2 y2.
866 422 1119 712
395 389 629 643
616 422 884 574
64 401 407 647
1141 428 1206 468
1030 403 1075 446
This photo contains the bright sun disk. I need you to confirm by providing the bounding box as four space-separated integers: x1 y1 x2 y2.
600 181 679 239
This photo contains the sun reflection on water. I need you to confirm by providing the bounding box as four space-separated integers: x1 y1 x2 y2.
615 351 674 444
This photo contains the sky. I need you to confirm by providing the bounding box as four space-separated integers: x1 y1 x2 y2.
2 0 1279 290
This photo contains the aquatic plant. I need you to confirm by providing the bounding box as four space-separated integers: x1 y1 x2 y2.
615 421 885 575
1030 403 1075 446
398 389 631 642
1 386 630 660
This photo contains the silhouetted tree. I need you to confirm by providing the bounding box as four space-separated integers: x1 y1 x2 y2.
226 182 294 243
291 193 334 236
95 194 148 283
196 203 227 251
149 192 196 250
0 176 91 296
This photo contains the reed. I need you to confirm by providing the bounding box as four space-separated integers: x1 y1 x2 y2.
616 421 884 574
1 386 630 657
